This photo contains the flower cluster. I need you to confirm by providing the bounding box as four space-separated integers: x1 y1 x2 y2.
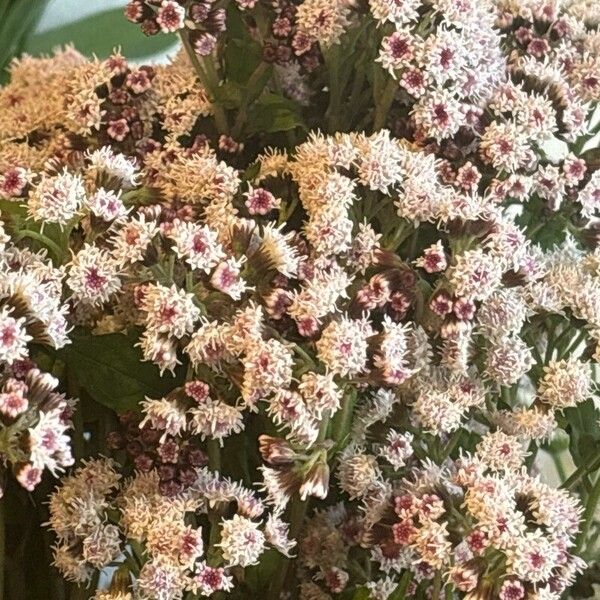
49 457 293 598
0 206 75 493
1 0 599 598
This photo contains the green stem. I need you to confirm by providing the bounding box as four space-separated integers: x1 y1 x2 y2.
179 31 229 134
384 220 412 251
324 44 342 133
559 329 587 360
373 76 397 132
331 388 355 449
543 318 558 364
268 411 331 599
231 61 271 138
396 571 413 597
562 454 600 490
268 497 307 600
317 411 331 444
551 452 567 483
552 325 577 358
0 498 4 600
345 68 366 131
67 370 85 461
14 229 64 264
432 571 442 600
440 429 462 462
408 228 420 260
207 439 221 472
576 473 600 552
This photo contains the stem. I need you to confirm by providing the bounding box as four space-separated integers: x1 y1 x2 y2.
528 221 547 238
551 452 567 483
373 77 397 132
550 323 575 359
268 497 307 600
316 411 331 444
543 318 558 364
562 454 600 490
331 389 355 448
440 429 462 462
268 409 331 599
0 498 4 600
13 230 64 264
396 571 413 597
432 571 442 600
231 61 271 138
384 220 412 251
67 370 85 461
559 329 587 360
324 44 342 133
345 68 366 131
576 473 600 552
179 32 229 134
207 439 221 472
408 228 419 260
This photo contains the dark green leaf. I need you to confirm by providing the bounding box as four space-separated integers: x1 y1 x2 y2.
22 8 178 60
0 198 27 216
213 81 244 109
224 4 263 84
0 0 50 81
351 587 371 600
565 399 600 467
246 93 305 135
241 162 261 182
225 38 262 83
57 328 185 412
581 147 600 167
244 549 281 595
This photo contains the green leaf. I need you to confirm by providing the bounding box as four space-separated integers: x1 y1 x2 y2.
0 198 27 216
245 93 305 135
515 195 569 251
565 399 600 467
57 328 185 412
244 549 281 595
0 0 50 81
224 4 263 84
213 81 244 110
22 8 178 60
351 587 371 600
581 147 600 167
241 162 261 182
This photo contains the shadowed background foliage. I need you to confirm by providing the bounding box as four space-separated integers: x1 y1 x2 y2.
0 0 178 85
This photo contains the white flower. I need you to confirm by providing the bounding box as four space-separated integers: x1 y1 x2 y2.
140 397 188 441
538 358 592 409
190 400 244 445
86 147 138 188
168 221 225 273
296 0 350 47
141 283 200 338
156 0 186 33
28 407 74 475
316 316 374 377
218 515 265 567
85 188 128 221
66 244 122 307
211 257 248 300
0 306 31 365
264 512 296 557
28 170 85 225
260 224 303 278
111 214 158 264
369 0 420 25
